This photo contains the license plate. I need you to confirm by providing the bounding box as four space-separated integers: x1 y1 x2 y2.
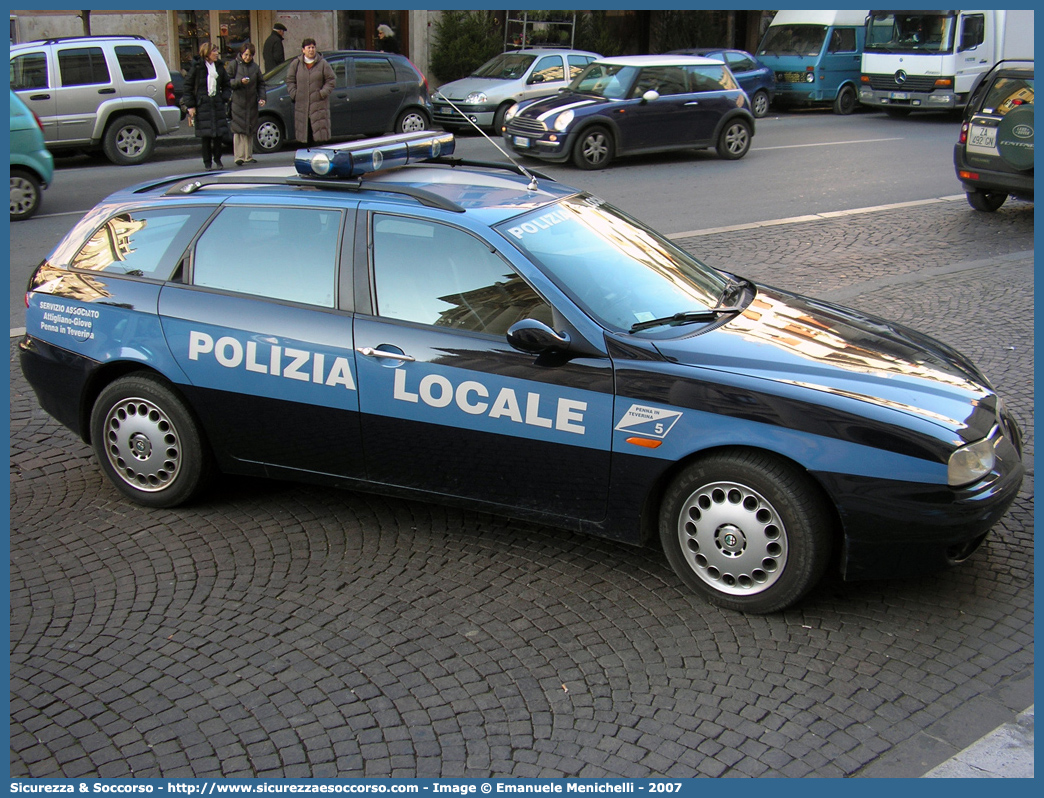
969 124 997 148
513 136 531 148
890 92 910 100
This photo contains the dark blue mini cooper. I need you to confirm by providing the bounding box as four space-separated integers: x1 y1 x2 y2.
20 132 1023 613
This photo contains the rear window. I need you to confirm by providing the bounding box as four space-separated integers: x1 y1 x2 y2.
980 75 1034 116
115 45 157 82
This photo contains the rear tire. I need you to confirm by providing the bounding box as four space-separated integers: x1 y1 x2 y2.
90 375 212 508
750 89 770 118
10 169 42 221
572 126 613 170
255 116 285 152
966 189 1007 212
102 116 155 165
716 118 752 160
396 108 429 134
659 451 833 613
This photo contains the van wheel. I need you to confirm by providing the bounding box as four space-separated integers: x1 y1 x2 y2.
102 116 155 165
10 169 42 221
255 116 285 152
716 119 752 160
90 375 212 508
572 126 614 169
833 85 857 115
966 189 1007 212
659 451 832 613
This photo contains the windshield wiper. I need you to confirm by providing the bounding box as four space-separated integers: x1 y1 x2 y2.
629 306 742 334
719 276 754 305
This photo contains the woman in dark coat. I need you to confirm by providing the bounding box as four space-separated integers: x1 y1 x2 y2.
184 42 232 170
227 42 266 165
285 38 336 144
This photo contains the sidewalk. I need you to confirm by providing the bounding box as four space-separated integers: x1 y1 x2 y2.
925 706 1034 778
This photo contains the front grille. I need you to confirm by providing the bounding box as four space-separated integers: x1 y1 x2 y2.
506 118 548 136
866 74 942 92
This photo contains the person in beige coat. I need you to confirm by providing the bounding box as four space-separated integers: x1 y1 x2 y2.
285 38 336 144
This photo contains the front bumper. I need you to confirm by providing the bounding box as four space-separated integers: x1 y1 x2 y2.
858 85 957 111
827 414 1025 580
953 143 1035 200
433 103 496 129
502 127 574 163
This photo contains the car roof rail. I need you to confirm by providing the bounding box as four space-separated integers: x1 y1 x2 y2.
162 173 466 213
29 35 148 44
426 156 556 183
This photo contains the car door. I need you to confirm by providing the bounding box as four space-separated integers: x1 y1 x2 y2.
325 55 353 138
160 201 366 479
52 44 115 145
352 211 614 522
348 55 402 134
10 48 58 143
519 54 567 103
617 65 703 151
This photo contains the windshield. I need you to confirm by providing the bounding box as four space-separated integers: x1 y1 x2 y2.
865 12 956 54
472 53 537 80
568 63 638 99
758 25 827 57
497 195 729 334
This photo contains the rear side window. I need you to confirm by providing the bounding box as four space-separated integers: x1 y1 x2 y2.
11 52 50 90
354 57 395 87
70 208 210 279
57 47 111 87
567 56 593 79
115 45 157 82
193 206 342 307
725 52 756 72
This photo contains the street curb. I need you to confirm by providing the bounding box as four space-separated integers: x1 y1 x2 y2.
855 667 1035 777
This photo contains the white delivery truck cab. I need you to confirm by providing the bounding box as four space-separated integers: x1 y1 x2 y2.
859 9 1035 114
756 9 869 114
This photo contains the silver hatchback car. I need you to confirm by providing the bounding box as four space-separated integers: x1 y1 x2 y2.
433 48 600 132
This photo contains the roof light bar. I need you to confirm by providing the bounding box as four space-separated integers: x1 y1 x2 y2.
295 131 456 179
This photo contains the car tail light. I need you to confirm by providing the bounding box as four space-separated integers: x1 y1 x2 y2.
958 169 979 181
165 81 176 106
30 110 44 133
407 58 428 92
959 122 968 144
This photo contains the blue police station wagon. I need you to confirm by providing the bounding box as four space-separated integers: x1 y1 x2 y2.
20 132 1024 613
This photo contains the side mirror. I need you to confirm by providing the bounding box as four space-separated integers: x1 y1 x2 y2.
642 89 660 102
528 74 546 85
506 319 570 354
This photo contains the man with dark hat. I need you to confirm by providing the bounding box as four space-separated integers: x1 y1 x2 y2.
264 22 287 72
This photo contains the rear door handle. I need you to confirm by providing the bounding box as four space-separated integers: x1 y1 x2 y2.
684 101 700 106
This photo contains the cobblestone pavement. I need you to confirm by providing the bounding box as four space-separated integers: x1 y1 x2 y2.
10 198 1033 778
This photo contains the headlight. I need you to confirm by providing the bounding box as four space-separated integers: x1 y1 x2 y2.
948 438 996 486
805 72 815 84
553 109 574 131
464 92 487 104
504 103 519 122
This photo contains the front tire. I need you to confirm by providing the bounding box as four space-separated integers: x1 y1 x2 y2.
716 118 752 160
102 116 155 165
10 169 42 221
833 85 857 115
396 108 430 134
255 116 285 152
90 375 212 508
659 451 833 613
966 189 1007 212
572 126 613 170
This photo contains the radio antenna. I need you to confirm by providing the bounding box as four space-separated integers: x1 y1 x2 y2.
433 91 539 191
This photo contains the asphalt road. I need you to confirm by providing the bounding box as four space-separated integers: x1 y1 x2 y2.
10 170 1034 776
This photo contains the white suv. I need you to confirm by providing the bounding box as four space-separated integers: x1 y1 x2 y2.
10 35 181 165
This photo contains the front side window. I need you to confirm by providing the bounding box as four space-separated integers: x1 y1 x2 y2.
472 53 536 80
530 56 565 84
570 63 637 99
371 215 552 334
11 52 49 90
115 45 157 82
630 66 689 98
193 206 341 307
827 28 857 53
497 196 728 334
70 208 210 279
354 57 395 87
57 47 110 87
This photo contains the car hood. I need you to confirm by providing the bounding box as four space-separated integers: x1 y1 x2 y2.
651 284 997 442
516 90 608 118
437 76 519 100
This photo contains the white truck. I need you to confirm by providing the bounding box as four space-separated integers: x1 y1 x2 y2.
859 9 1034 114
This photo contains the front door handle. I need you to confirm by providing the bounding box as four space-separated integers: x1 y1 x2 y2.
357 346 415 362
98 87 117 94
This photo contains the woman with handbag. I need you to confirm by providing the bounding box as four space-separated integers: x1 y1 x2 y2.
183 42 232 170
228 42 266 165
